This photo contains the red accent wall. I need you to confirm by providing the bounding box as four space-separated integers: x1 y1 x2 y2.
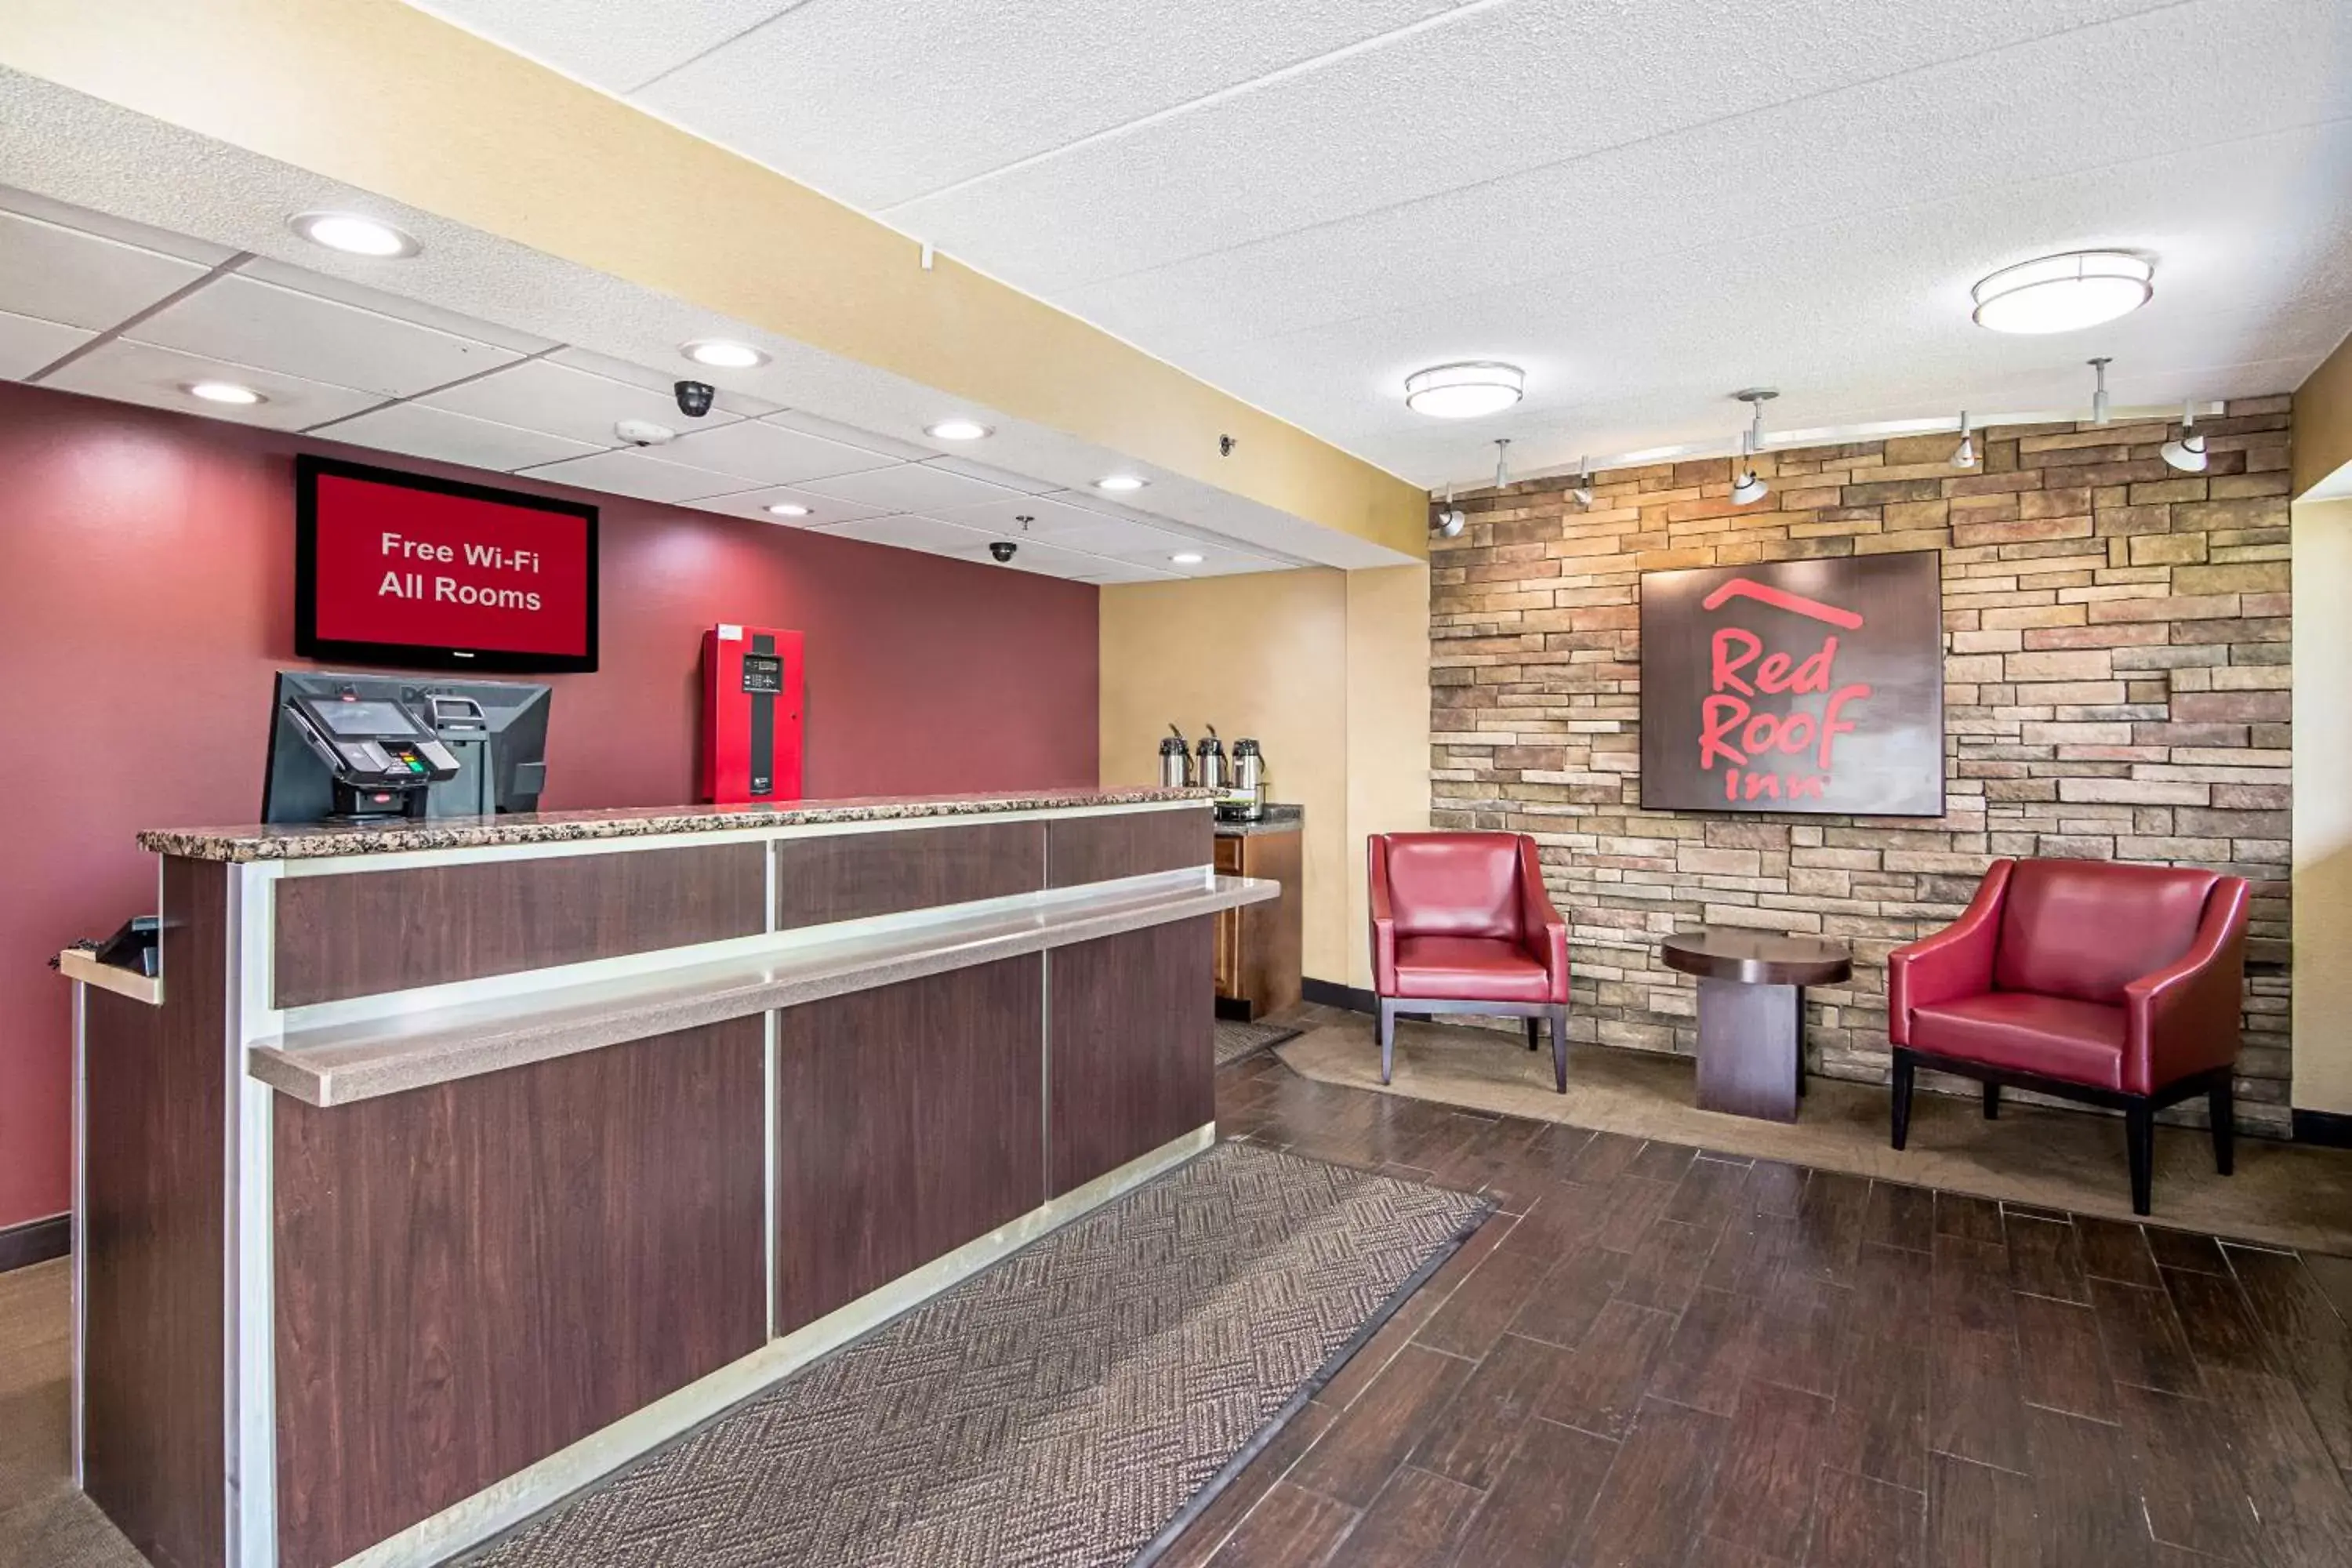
0 381 1100 1232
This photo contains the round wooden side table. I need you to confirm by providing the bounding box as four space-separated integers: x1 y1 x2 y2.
1661 929 1853 1123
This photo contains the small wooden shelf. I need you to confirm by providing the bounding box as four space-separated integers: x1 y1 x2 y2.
56 948 162 1007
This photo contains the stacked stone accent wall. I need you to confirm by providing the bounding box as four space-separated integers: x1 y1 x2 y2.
1429 398 2293 1131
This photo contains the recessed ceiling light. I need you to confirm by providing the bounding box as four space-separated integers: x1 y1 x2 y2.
289 211 419 258
186 380 264 406
1972 251 2153 334
1171 551 1205 564
1094 474 1147 492
764 502 811 517
681 339 768 369
926 419 991 441
1404 361 1524 419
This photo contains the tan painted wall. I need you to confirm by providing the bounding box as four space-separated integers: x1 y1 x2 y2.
1100 572 1353 980
1099 567 1433 988
2293 497 2352 1114
1345 566 1434 990
0 0 1427 557
2295 330 2352 499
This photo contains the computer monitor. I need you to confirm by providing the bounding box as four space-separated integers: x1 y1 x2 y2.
262 670 552 826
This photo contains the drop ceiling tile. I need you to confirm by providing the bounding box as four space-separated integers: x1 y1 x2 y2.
517 448 760 504
920 492 1140 538
629 0 1468 210
686 485 891 528
797 463 1025 514
41 339 380 430
810 514 996 555
420 357 741 448
413 0 798 95
0 183 238 266
1073 559 1185 585
0 308 93 379
544 346 783 419
920 454 1061 494
131 273 521 397
1004 517 1194 558
308 401 603 472
0 209 209 330
762 408 935 459
953 537 1134 580
659 419 898 486
236 255 560 354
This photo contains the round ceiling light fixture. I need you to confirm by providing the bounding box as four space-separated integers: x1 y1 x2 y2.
764 502 811 517
1171 551 1205 564
1094 474 1147 492
289 212 419 258
926 419 991 441
681 339 768 369
186 380 265 406
1971 251 2153 334
1404 361 1525 419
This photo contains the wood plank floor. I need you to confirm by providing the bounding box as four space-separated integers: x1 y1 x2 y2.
1163 1047 2352 1567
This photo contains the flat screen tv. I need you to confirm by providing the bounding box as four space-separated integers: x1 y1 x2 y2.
295 455 599 673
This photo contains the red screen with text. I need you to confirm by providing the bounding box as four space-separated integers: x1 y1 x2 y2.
310 472 592 657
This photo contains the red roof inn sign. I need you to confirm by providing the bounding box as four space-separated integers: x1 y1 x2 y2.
1639 551 1945 816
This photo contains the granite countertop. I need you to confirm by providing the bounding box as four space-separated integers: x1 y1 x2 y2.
1214 803 1304 837
140 786 1217 863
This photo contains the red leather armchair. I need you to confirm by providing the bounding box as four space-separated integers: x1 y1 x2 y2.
1369 833 1571 1091
1886 857 2250 1215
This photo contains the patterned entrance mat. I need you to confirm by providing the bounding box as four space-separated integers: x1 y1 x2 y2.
464 1142 1488 1568
1214 1018 1302 1067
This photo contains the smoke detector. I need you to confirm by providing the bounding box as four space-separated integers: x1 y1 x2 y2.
615 419 677 447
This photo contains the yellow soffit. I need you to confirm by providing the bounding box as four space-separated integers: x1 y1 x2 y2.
0 0 1427 560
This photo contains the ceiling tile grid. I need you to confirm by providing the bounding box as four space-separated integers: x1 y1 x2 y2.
418 0 2352 489
0 179 1299 586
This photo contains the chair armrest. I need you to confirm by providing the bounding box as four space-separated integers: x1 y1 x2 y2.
1515 836 1570 1004
1886 859 2013 1045
1368 837 1399 997
2122 877 2250 1095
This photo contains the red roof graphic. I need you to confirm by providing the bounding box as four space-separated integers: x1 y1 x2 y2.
1700 578 1865 630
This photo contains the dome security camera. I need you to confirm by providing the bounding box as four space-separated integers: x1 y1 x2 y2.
673 380 716 418
989 540 1018 563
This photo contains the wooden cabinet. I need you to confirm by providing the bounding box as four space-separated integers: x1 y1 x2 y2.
1213 825 1303 1020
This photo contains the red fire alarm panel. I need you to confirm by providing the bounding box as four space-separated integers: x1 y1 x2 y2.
699 625 804 804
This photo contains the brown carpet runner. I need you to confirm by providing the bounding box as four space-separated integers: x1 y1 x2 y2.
463 1141 1488 1567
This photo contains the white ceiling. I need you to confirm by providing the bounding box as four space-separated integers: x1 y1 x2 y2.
0 184 1296 586
416 0 2352 488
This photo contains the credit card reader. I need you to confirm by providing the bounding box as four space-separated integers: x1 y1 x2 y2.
284 693 462 822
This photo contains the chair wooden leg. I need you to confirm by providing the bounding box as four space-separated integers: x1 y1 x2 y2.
1524 1015 1540 1051
2126 1104 2155 1217
1549 1004 1569 1094
2209 1076 2235 1178
1890 1051 1915 1151
1983 1083 2001 1120
1377 998 1396 1085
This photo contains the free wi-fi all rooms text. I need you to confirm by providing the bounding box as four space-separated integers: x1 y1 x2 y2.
373 531 544 612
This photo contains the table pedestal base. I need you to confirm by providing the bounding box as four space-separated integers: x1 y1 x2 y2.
1695 978 1806 1122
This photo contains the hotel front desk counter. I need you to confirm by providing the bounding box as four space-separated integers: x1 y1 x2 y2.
61 788 1271 1568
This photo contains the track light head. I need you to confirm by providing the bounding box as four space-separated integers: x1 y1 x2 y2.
1728 431 1769 506
1729 393 1774 506
1572 455 1594 508
1951 412 1977 470
2160 400 2209 473
1493 438 1512 491
1433 484 1467 539
2088 358 2112 426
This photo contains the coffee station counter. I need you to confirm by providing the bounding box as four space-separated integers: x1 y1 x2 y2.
67 788 1272 1568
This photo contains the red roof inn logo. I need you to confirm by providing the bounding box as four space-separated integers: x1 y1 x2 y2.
1639 552 1944 817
